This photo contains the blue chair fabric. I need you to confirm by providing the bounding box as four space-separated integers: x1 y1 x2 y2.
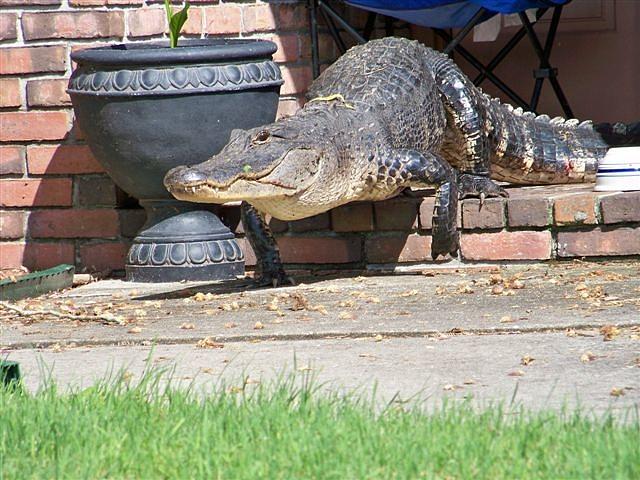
345 0 570 28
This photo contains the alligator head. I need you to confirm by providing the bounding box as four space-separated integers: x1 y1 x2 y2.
164 112 347 221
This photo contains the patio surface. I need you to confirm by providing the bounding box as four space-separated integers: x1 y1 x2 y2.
2 259 639 414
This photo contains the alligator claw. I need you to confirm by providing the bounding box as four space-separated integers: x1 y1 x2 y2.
431 230 460 260
458 174 508 202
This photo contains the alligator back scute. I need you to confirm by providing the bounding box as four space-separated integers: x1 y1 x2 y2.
307 38 447 153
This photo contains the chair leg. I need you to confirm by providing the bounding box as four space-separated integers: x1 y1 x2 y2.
308 0 321 78
520 7 574 117
435 29 530 110
319 6 347 54
384 16 394 37
318 0 366 44
362 12 377 40
442 7 487 54
473 8 548 85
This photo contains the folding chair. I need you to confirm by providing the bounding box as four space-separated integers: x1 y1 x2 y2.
307 0 574 117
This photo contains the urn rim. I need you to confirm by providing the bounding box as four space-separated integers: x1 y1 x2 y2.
70 38 278 67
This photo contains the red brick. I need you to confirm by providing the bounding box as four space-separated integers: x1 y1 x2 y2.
29 209 119 238
331 202 374 232
70 0 143 6
557 228 640 257
0 210 25 239
22 11 124 41
271 34 300 63
204 5 242 35
0 243 23 269
0 79 21 108
237 237 256 267
462 198 505 229
276 97 304 119
0 146 24 175
600 192 640 224
182 7 203 35
289 213 330 232
275 3 308 31
553 192 597 225
243 4 276 33
27 145 104 175
374 198 419 230
0 46 66 75
0 13 17 41
0 242 75 270
26 79 71 107
461 231 552 260
280 65 313 96
507 196 551 227
0 0 60 5
127 8 165 38
80 241 129 272
366 233 432 263
278 236 361 264
0 112 70 142
0 179 72 207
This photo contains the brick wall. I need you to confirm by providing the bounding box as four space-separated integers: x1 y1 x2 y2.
0 0 340 273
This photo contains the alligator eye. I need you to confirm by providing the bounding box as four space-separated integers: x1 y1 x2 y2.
254 130 271 143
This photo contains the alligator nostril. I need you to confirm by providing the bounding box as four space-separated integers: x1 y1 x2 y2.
164 166 207 188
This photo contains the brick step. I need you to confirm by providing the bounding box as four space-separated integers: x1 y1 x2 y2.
218 184 640 268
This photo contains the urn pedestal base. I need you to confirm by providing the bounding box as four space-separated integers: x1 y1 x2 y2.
126 200 244 283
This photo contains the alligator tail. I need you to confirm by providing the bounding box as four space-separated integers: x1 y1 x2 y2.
593 122 640 147
486 98 610 185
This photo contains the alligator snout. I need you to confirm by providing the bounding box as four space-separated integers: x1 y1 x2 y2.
164 166 208 190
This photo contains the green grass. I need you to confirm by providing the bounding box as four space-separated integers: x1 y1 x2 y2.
1 370 638 479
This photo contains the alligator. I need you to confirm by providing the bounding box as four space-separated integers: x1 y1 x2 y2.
165 37 634 286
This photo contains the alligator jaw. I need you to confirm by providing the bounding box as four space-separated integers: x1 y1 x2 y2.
167 178 296 204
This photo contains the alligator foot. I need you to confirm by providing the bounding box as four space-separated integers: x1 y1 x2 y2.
431 228 460 260
431 178 460 260
381 148 460 260
254 267 295 288
241 201 293 288
458 174 508 205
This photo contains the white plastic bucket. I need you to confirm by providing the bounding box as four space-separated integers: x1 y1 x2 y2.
594 146 640 191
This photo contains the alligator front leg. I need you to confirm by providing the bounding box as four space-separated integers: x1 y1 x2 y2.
240 201 292 287
433 56 507 201
382 148 459 259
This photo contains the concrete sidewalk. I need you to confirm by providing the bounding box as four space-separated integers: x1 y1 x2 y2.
2 260 639 413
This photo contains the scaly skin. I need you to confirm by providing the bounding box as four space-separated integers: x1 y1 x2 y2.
165 37 611 285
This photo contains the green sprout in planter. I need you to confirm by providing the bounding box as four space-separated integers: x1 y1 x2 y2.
164 0 190 48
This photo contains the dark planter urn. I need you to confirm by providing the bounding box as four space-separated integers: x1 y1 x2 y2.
68 39 283 282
